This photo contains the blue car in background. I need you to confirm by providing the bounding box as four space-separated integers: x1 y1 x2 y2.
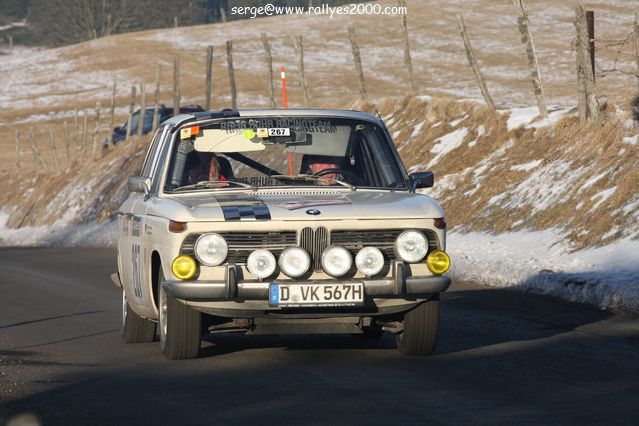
104 104 204 147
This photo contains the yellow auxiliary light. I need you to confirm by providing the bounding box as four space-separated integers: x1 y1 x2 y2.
426 250 451 275
171 255 198 280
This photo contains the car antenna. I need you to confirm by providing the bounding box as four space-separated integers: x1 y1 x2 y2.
372 104 383 121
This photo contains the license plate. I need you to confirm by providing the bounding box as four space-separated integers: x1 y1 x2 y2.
269 283 364 307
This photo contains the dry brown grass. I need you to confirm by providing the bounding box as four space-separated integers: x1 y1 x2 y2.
0 135 149 229
372 95 639 249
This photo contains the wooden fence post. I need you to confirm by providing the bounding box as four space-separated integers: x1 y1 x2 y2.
174 16 178 28
29 129 47 171
293 36 311 107
220 7 227 23
513 0 548 118
262 33 276 109
48 127 60 172
586 11 595 80
138 83 146 136
173 55 181 115
8 35 13 53
82 111 89 157
153 63 161 130
398 0 417 92
92 102 102 159
15 129 21 170
634 8 639 94
348 27 368 102
108 78 117 148
574 5 601 127
64 121 70 165
205 45 213 110
226 40 238 109
126 85 136 140
73 109 79 151
458 15 496 111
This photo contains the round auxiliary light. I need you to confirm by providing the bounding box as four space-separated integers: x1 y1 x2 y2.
172 255 198 280
426 250 451 275
321 246 353 277
194 233 228 266
355 247 385 276
395 230 428 263
278 247 311 278
246 249 277 280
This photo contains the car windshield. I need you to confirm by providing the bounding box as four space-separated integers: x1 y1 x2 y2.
163 116 407 192
120 109 155 134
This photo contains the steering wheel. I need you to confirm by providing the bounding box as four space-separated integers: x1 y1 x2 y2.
312 168 361 184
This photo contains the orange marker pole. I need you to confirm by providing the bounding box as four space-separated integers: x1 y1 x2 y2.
281 66 293 175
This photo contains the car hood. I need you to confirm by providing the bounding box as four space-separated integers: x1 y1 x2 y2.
149 190 445 222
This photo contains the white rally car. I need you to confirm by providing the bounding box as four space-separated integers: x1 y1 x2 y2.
113 109 451 359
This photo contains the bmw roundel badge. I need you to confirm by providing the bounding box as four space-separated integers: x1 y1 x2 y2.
306 209 321 216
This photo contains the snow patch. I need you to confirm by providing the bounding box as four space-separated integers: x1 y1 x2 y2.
411 121 425 138
622 134 638 145
427 127 468 168
510 159 542 172
507 106 539 131
449 230 639 313
0 212 117 247
590 187 617 210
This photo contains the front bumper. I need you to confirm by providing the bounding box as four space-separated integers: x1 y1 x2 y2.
162 261 451 301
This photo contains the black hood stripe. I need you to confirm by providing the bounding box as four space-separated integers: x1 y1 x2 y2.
219 196 271 221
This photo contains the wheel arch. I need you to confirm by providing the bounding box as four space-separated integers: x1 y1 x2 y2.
151 250 162 311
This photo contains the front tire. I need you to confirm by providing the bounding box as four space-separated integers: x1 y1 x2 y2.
395 295 439 356
158 269 201 360
121 289 156 343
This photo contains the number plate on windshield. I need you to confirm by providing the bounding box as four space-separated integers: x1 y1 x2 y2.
269 283 364 307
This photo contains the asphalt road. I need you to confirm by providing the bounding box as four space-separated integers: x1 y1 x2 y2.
1 248 638 425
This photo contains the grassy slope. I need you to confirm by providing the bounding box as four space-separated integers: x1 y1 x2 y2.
0 0 637 171
0 0 637 248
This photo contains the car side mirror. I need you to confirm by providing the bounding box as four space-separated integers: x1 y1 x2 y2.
113 126 121 133
128 176 151 198
409 172 434 191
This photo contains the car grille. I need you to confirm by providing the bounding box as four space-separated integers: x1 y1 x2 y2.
181 232 297 264
181 229 439 266
330 229 439 260
300 227 330 272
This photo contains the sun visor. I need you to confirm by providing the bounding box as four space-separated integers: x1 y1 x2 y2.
193 128 266 153
287 125 351 157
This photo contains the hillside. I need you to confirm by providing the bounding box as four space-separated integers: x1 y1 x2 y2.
0 0 637 172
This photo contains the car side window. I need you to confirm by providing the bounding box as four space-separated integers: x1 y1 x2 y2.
140 128 163 177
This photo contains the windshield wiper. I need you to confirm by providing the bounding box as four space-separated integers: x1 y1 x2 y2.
271 174 354 190
173 180 256 192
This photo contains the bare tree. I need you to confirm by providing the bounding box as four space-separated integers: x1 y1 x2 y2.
28 0 144 44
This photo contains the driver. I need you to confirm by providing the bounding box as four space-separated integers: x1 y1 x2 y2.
187 152 229 184
301 155 343 180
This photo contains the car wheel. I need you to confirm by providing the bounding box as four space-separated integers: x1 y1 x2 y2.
395 295 439 356
158 269 201 360
121 289 156 343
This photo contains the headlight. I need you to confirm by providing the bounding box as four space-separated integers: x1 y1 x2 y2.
278 247 311 278
246 249 277 279
355 247 384 276
194 233 228 266
172 255 197 280
426 250 450 275
395 230 428 263
321 245 353 277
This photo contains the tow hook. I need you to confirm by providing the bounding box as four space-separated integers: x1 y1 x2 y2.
376 320 404 333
